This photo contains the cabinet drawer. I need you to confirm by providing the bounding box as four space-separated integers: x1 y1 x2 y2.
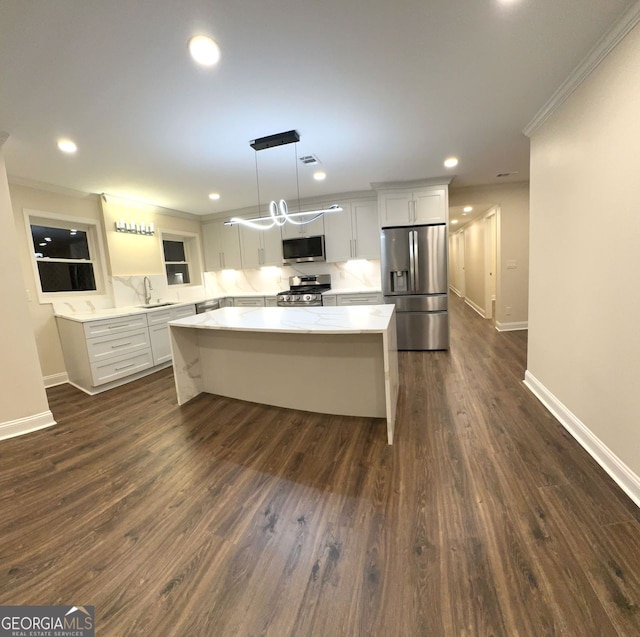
233 297 265 307
264 296 278 307
146 309 173 326
337 293 383 306
90 348 153 386
84 314 148 338
322 294 337 306
86 328 150 363
173 305 196 320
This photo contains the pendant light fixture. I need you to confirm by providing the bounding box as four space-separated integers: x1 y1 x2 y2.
224 130 342 229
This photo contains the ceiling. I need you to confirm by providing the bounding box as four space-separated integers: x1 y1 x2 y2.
0 0 633 217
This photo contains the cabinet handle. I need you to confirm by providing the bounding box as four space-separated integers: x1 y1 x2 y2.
111 342 132 349
353 239 357 257
115 363 135 371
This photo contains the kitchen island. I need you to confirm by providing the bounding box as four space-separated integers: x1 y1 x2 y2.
168 305 399 443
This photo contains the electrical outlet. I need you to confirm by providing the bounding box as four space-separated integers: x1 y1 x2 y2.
26 289 32 302
506 306 512 316
506 259 517 269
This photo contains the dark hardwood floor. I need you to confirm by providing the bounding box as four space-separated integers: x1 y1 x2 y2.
1 294 639 636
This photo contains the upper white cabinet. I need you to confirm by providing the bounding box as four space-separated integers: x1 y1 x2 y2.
239 224 282 269
378 186 448 227
203 220 242 271
280 210 324 239
324 200 380 262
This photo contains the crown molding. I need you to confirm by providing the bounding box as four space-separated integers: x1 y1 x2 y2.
524 1 640 137
370 176 452 191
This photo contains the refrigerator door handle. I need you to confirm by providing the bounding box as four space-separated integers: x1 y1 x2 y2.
413 230 420 290
408 230 416 291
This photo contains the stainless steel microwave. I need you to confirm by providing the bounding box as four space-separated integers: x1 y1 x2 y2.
282 235 326 264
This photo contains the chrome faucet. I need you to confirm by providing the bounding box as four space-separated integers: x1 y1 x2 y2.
143 276 153 305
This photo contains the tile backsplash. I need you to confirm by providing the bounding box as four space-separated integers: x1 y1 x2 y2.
52 260 381 314
112 275 207 307
203 260 381 297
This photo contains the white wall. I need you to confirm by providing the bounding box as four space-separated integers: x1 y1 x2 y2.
0 138 54 439
527 21 640 490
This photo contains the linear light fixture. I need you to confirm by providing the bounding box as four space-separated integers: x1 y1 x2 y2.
224 202 342 229
240 130 342 231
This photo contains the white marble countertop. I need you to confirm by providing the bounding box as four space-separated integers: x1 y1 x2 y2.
54 299 212 322
169 305 395 334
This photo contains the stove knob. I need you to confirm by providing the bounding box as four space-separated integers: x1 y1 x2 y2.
303 294 312 302
281 295 289 302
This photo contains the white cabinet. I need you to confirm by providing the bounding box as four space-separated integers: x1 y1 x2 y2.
336 292 383 306
57 314 154 394
378 187 448 227
203 219 242 270
265 296 278 307
323 291 383 306
231 297 266 307
239 224 282 268
147 304 196 366
280 210 324 239
324 200 380 262
56 304 196 394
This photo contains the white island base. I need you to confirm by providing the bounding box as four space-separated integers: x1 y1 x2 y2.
168 305 399 444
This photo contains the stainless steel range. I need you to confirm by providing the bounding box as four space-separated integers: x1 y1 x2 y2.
277 274 331 307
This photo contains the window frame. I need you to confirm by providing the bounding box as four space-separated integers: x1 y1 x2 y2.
160 229 202 287
24 209 109 302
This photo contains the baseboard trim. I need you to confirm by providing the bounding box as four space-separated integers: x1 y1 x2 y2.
44 372 68 388
449 285 463 298
0 410 57 442
524 370 640 510
496 320 528 332
464 298 485 318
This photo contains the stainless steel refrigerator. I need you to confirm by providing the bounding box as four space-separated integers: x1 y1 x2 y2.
381 223 449 350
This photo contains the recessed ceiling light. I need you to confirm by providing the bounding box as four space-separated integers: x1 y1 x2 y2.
39 242 47 247
451 220 459 225
313 171 327 181
208 192 221 201
188 35 221 67
444 157 458 168
44 237 52 242
57 139 77 154
463 206 473 213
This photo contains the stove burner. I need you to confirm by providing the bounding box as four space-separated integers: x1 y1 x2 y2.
276 274 331 307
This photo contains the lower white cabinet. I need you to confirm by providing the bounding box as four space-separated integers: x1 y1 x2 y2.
231 297 266 307
147 304 196 366
322 292 383 306
57 315 153 394
265 296 278 307
56 303 195 395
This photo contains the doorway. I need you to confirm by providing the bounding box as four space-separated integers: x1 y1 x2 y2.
484 208 498 321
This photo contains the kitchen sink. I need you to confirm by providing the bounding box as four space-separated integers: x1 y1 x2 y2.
137 302 177 308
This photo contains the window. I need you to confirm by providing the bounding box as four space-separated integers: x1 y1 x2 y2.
163 238 191 285
30 221 98 293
